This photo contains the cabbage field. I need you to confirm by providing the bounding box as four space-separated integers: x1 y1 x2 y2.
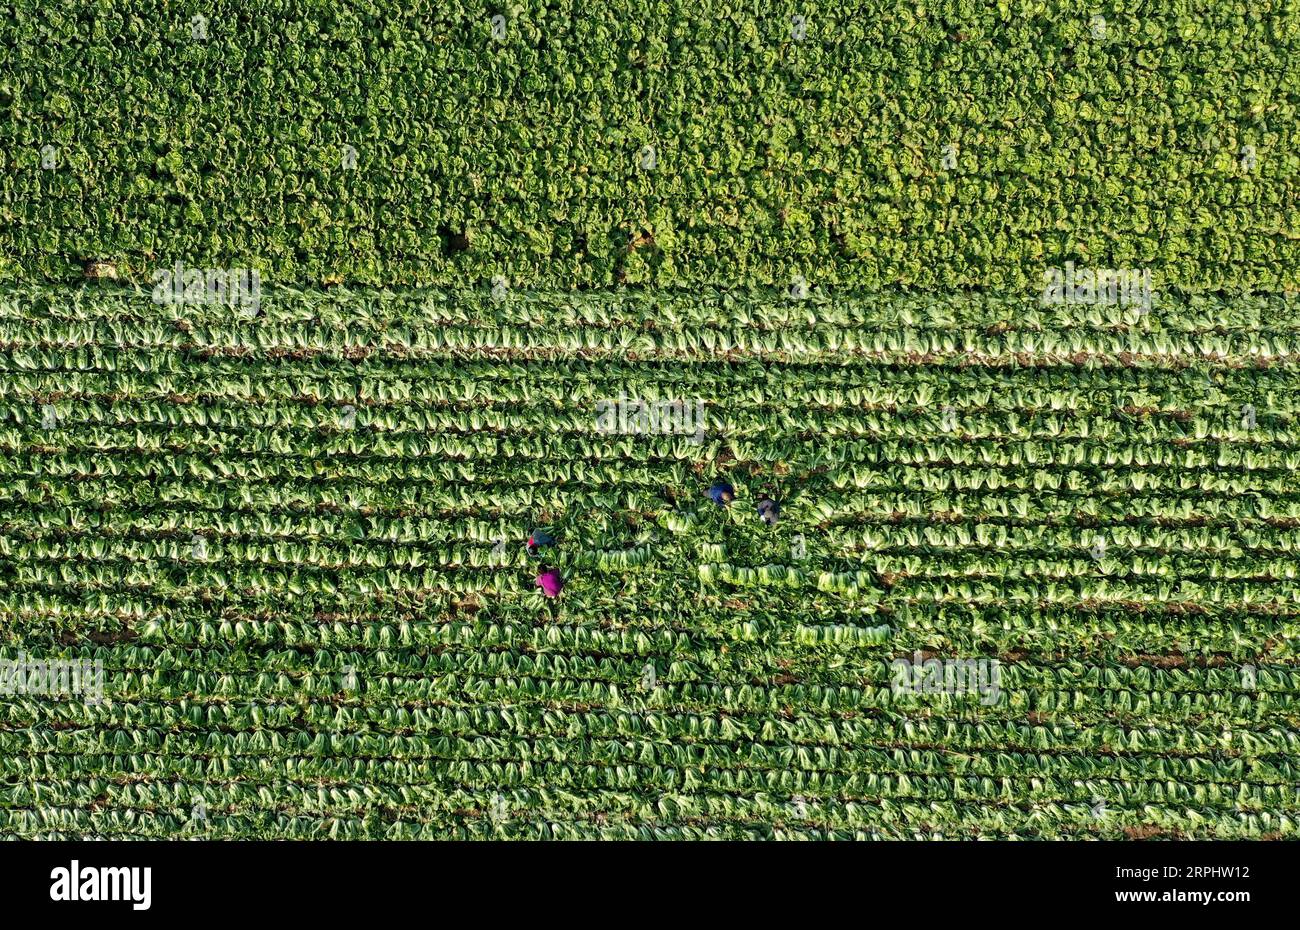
2 2 1299 842
3 2 1297 292
3 285 1299 839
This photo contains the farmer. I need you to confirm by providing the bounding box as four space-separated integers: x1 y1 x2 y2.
707 480 735 506
525 529 555 557
756 497 780 526
535 567 563 598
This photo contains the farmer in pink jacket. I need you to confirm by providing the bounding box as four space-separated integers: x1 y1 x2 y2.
536 567 563 598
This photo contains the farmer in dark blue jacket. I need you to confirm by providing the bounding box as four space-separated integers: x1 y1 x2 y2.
708 480 735 506
525 529 556 557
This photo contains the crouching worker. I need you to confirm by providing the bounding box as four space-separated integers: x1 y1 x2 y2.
526 529 555 557
536 567 564 598
707 480 735 506
757 498 780 526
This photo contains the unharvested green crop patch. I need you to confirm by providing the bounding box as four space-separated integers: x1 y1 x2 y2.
1 285 1298 839
2 2 1297 292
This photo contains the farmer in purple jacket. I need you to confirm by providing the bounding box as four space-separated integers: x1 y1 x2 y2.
536 567 563 598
